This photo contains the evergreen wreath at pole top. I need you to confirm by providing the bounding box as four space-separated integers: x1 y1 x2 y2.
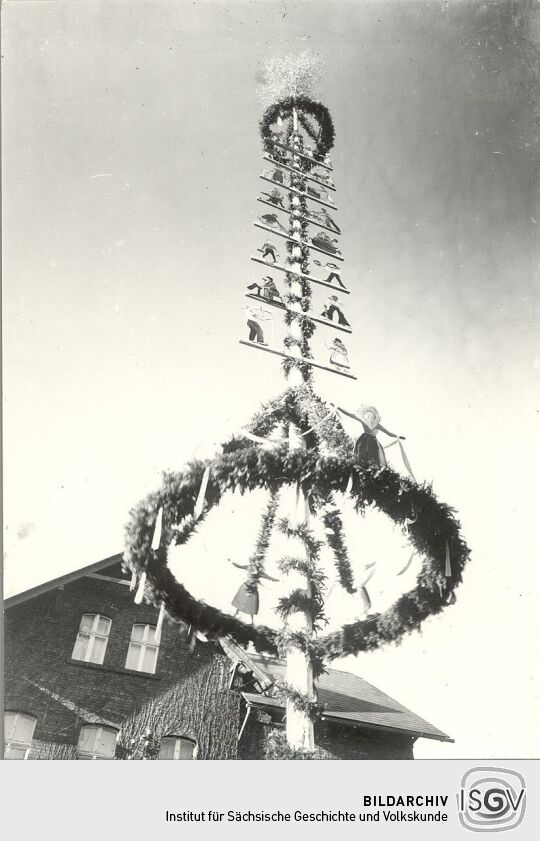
260 98 335 159
258 50 335 157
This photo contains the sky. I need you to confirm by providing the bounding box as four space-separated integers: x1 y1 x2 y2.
2 0 539 758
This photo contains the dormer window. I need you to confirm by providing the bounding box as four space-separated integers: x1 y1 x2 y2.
72 614 111 665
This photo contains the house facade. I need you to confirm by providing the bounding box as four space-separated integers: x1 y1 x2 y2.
4 555 452 759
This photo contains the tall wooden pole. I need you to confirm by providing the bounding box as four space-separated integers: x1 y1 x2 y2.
284 106 315 751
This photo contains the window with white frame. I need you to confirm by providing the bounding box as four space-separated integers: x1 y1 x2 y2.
4 712 37 759
158 736 197 760
72 614 111 665
76 725 118 760
125 624 160 673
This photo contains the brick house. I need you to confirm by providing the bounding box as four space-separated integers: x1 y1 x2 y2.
4 554 452 759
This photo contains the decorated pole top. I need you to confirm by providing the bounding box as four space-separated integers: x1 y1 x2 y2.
241 50 350 387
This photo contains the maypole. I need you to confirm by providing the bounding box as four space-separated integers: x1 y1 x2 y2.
123 50 470 759
243 54 354 750
284 105 315 751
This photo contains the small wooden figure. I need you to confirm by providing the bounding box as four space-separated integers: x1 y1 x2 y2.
317 171 335 189
311 208 340 233
258 213 288 233
321 295 350 327
230 561 279 624
244 304 272 346
258 240 279 263
334 404 405 469
261 276 282 303
326 337 350 369
248 276 282 304
306 184 335 205
312 231 341 256
267 188 285 208
313 259 346 288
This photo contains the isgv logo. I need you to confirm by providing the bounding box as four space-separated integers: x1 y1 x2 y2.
458 767 526 832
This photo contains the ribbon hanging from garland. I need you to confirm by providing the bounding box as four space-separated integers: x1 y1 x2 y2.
359 586 371 613
238 428 284 448
356 564 377 614
397 552 415 576
298 409 335 437
445 541 452 577
194 466 211 520
151 507 163 551
134 570 147 605
155 601 166 643
383 438 416 482
398 440 416 483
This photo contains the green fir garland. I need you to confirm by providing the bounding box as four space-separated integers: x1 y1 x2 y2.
245 491 280 590
323 503 356 594
259 96 335 157
123 397 470 662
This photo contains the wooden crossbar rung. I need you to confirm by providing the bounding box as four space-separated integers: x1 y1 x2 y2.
254 221 292 242
257 197 341 238
259 175 338 211
272 140 333 172
262 154 336 191
250 257 350 295
254 222 344 263
256 196 289 216
288 183 338 211
245 294 352 335
239 340 357 380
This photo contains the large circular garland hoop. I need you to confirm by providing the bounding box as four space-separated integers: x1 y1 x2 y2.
260 96 335 157
124 441 469 662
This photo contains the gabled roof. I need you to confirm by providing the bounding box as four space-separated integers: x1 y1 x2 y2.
6 561 452 744
239 653 452 743
4 553 126 608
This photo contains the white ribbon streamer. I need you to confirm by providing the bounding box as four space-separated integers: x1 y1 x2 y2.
445 541 452 577
134 571 147 605
194 466 211 520
397 552 415 576
151 507 163 551
155 601 166 643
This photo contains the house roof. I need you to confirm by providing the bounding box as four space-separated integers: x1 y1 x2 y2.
6 560 452 744
4 554 126 608
240 653 453 743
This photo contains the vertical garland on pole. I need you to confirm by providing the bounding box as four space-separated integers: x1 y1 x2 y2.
282 105 316 752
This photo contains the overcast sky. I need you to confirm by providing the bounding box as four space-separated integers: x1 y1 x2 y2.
2 0 539 758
